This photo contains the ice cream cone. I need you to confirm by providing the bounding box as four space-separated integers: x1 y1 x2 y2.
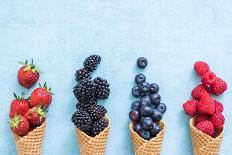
129 121 166 155
75 118 110 155
13 122 46 155
189 118 224 155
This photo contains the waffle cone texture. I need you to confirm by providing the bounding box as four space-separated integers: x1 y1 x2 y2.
189 118 224 155
13 122 46 155
75 118 110 155
129 121 166 155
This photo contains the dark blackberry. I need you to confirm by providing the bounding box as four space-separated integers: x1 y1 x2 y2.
86 105 107 120
73 79 96 102
75 67 91 82
71 110 92 132
83 55 101 72
93 77 110 99
91 118 108 136
76 97 97 110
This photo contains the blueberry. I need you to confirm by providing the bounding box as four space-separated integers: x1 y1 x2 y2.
140 94 151 104
137 57 148 69
129 110 140 123
132 86 142 97
135 74 146 85
150 93 161 105
140 130 151 140
151 109 162 122
139 82 150 93
150 122 161 137
150 83 159 94
140 99 151 107
134 123 143 134
157 103 167 114
140 106 153 116
142 117 153 131
131 101 140 111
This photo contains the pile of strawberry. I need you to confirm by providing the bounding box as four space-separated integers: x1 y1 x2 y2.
9 60 53 136
183 61 227 137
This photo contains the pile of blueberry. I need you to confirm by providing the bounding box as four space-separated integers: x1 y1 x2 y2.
129 57 167 140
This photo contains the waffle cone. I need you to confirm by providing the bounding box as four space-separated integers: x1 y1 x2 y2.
75 118 110 155
129 121 166 155
189 118 224 155
13 122 46 155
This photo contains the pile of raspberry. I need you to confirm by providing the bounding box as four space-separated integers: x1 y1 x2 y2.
183 61 227 137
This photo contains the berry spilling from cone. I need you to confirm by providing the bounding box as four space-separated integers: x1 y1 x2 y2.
129 57 166 140
72 55 110 137
183 61 226 137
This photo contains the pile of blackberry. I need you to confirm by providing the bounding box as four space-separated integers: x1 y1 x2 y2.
129 57 167 140
72 55 110 137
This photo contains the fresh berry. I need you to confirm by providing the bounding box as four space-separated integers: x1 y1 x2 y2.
214 100 224 113
86 105 107 121
201 71 216 85
139 82 150 93
139 130 150 140
73 79 96 102
195 114 210 124
93 77 110 99
17 60 40 89
132 86 142 97
30 83 53 108
150 93 161 105
76 97 97 110
75 67 91 82
191 84 210 100
210 77 227 96
83 55 101 72
129 110 140 123
10 116 30 136
134 123 143 134
150 122 161 137
196 120 214 136
135 74 146 85
142 117 153 131
91 118 108 136
131 101 140 111
210 113 225 129
25 107 46 126
194 61 210 76
151 109 162 121
140 99 151 107
150 83 159 94
140 106 153 117
140 95 151 104
71 110 92 133
9 93 30 118
197 95 215 115
183 100 198 116
137 57 148 69
157 103 167 114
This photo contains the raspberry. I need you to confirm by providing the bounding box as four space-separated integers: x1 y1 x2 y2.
210 77 227 96
196 120 214 136
194 61 210 76
191 84 210 100
183 100 198 116
197 95 215 115
201 71 216 86
195 113 210 124
214 100 224 113
210 113 225 129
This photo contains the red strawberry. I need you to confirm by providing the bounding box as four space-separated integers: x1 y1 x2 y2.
214 100 224 113
9 93 30 118
197 95 215 115
25 107 46 126
183 99 198 116
10 115 30 136
195 113 210 124
201 71 216 86
17 60 40 89
194 61 210 76
30 83 53 108
191 84 210 100
210 113 225 129
196 120 214 136
210 77 227 96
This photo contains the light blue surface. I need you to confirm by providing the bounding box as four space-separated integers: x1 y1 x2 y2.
0 1 232 154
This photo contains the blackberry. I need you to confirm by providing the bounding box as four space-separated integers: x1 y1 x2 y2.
86 105 107 121
73 79 96 102
93 77 110 99
83 55 101 72
76 97 97 110
75 68 91 82
91 118 108 136
71 110 92 132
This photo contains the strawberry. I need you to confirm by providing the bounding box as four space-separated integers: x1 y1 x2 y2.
17 60 40 89
9 93 30 118
30 83 53 108
25 107 46 126
10 115 30 136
